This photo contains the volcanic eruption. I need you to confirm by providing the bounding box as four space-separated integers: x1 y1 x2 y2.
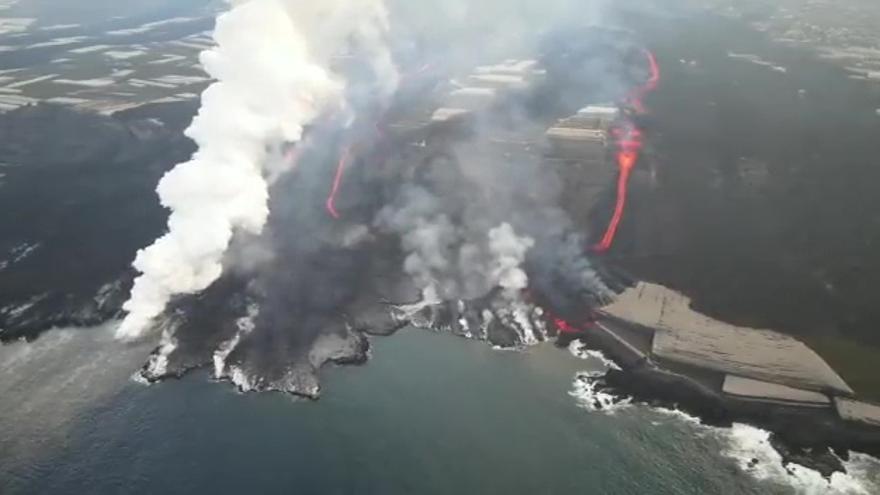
105 0 647 397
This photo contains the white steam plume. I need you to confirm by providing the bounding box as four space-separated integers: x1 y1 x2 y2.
117 0 397 339
487 223 534 295
376 186 534 301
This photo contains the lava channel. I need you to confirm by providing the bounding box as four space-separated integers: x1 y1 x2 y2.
594 48 660 253
325 146 351 219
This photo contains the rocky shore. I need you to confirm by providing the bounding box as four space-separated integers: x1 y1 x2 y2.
561 289 880 479
594 363 880 477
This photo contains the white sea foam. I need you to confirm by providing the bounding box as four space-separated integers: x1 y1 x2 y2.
569 371 632 414
566 339 631 414
715 423 880 495
650 405 702 426
567 339 621 370
646 407 880 494
568 363 880 494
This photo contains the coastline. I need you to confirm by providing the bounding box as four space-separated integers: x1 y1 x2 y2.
557 283 880 477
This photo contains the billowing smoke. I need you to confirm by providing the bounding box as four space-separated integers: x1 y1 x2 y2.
117 0 397 339
487 223 534 295
369 0 630 320
376 185 535 303
376 128 611 318
119 0 639 393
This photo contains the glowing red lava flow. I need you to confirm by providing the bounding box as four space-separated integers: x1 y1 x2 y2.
325 146 351 219
550 313 598 335
325 64 434 221
554 318 583 334
326 123 386 219
593 49 660 253
627 49 660 115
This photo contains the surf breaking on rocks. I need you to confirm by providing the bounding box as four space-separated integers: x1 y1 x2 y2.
566 342 880 495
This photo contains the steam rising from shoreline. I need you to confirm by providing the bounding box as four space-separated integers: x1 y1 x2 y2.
376 184 535 303
117 0 397 339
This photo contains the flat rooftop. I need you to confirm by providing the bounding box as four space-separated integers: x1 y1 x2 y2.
835 398 880 427
723 375 831 407
545 127 606 142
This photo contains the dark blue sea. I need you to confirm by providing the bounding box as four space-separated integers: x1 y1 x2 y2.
0 326 877 494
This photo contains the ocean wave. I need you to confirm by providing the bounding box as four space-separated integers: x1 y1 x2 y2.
650 404 703 426
567 339 621 370
568 371 880 494
567 340 629 413
715 423 880 495
569 371 632 414
647 402 879 494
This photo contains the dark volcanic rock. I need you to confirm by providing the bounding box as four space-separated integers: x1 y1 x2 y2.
0 103 197 342
409 293 550 348
485 318 520 348
769 435 846 479
348 299 408 337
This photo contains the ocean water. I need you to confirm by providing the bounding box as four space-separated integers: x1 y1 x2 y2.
1 325 877 495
